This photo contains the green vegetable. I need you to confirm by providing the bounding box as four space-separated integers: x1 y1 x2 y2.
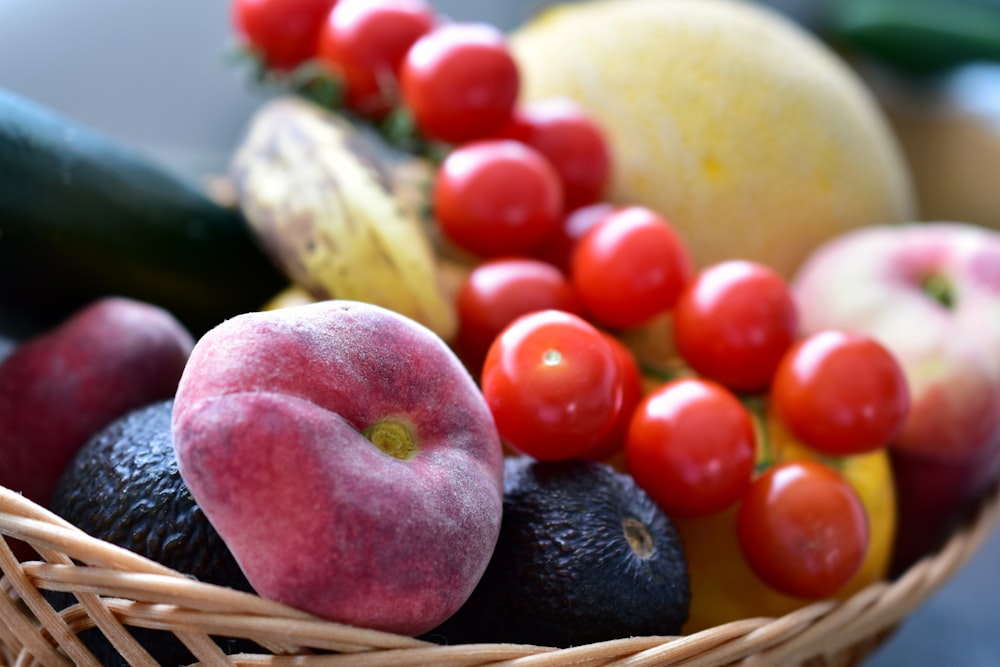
825 0 1000 75
0 87 287 336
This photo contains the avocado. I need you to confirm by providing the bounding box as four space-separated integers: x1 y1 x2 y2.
48 399 258 666
424 456 691 648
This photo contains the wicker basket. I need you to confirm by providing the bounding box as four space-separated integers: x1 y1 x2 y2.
1 482 998 667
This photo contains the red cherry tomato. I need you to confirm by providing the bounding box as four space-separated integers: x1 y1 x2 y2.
434 140 563 258
455 257 580 373
481 310 623 461
232 0 338 71
534 202 618 273
772 330 910 456
580 333 643 462
625 378 756 518
673 260 799 392
737 460 870 599
315 0 436 117
571 206 694 330
498 98 612 212
399 22 519 144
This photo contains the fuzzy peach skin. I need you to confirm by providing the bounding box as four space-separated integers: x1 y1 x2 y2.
0 297 194 509
792 222 1000 573
171 300 504 636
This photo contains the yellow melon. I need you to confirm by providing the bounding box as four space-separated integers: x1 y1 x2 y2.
509 0 918 278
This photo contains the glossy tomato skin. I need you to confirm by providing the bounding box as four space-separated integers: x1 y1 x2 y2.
434 140 563 258
772 330 910 456
673 260 799 393
534 202 618 274
315 0 436 117
625 378 756 518
481 310 623 461
571 206 694 330
676 411 896 633
455 257 580 374
497 98 612 212
579 333 643 462
736 460 870 599
233 0 338 71
399 22 519 144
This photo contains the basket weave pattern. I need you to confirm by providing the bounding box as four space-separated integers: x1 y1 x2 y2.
1 482 998 667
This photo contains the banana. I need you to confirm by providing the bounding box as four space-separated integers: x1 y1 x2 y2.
230 96 458 341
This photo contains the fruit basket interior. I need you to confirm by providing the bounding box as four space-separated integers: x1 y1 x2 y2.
0 479 998 667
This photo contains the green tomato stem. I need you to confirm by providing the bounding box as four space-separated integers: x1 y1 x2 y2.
739 394 774 474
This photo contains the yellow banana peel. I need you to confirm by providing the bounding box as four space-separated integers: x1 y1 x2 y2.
231 97 458 342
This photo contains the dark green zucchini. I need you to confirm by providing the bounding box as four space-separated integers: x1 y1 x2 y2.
824 0 1000 76
0 87 287 337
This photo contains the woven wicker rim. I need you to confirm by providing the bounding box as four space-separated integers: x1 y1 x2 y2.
1 481 998 667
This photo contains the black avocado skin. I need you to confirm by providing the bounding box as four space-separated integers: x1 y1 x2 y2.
48 399 259 666
424 455 691 648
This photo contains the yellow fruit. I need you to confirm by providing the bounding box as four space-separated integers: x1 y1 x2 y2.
261 285 316 311
510 0 917 278
231 97 458 341
675 398 896 633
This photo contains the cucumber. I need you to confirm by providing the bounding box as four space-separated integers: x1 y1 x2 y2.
825 0 1000 76
0 87 287 337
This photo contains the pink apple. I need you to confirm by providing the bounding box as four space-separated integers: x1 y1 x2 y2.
171 300 504 636
791 222 1000 574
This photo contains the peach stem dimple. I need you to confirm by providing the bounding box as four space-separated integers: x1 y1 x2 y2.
921 273 955 309
364 420 418 460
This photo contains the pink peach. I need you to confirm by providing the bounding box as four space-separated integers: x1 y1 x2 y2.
172 300 503 636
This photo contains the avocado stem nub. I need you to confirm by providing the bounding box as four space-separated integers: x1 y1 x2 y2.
623 517 655 559
364 420 418 460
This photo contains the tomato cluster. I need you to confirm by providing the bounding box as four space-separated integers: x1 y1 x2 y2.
232 0 912 604
483 261 909 600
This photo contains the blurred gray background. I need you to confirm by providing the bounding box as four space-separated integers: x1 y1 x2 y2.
1 1 997 665
0 0 574 176
0 0 821 176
